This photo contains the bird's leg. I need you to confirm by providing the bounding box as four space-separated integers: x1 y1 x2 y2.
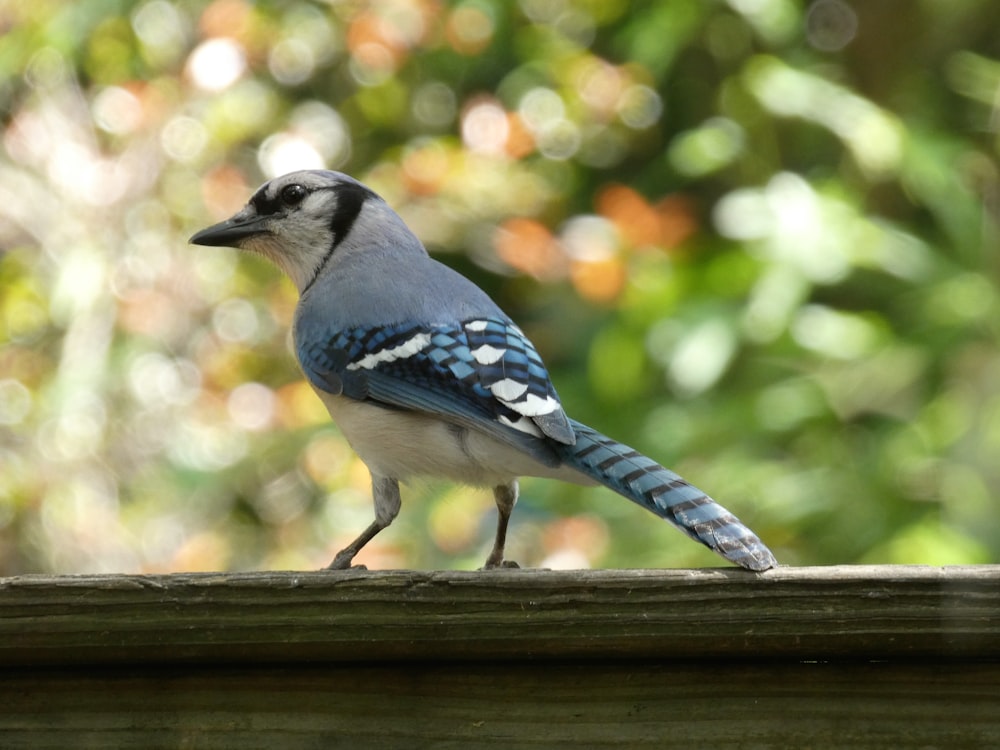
326 474 401 570
482 481 520 569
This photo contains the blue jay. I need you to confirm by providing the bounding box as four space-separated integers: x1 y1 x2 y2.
190 170 777 571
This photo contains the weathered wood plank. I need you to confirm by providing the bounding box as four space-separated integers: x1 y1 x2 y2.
1 565 997 665
2 661 998 748
2 566 998 747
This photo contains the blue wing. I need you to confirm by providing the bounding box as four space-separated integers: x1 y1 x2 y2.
297 317 576 467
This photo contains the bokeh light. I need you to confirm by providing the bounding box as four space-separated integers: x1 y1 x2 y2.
187 38 247 92
1 0 998 575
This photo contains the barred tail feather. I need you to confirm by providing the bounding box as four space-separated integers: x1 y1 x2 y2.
559 420 777 571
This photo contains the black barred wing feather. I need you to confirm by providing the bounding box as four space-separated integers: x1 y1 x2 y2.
298 317 575 460
558 420 778 571
460 319 575 444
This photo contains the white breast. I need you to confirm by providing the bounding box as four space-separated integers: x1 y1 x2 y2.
313 389 590 487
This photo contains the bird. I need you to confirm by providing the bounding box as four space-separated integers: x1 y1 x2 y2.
190 170 777 572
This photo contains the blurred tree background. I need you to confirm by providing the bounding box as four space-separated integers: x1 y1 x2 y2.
1 0 998 575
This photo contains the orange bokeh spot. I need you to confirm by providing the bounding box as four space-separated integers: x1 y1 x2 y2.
199 0 252 39
275 380 330 430
445 4 494 56
655 194 698 249
504 113 536 159
596 184 698 251
597 183 661 247
169 531 232 573
570 256 627 305
541 514 611 558
200 164 250 219
402 143 451 195
347 11 406 71
493 217 566 280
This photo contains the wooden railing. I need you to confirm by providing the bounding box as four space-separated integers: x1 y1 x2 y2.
2 565 998 747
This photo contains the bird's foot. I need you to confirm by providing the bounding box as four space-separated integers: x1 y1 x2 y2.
480 558 520 570
325 551 366 570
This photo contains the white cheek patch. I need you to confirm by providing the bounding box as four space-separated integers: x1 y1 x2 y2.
347 332 431 371
242 234 281 257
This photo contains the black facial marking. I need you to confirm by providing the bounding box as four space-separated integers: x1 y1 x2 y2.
250 181 318 216
327 182 376 246
300 181 379 294
249 185 279 216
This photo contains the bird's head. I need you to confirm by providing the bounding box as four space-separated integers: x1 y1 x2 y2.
190 170 385 292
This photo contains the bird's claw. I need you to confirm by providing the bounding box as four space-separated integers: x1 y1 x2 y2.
480 558 520 570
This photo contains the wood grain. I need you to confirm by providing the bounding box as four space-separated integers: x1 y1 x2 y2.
2 661 998 749
2 566 997 747
1 565 997 664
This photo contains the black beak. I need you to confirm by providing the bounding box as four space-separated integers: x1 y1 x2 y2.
189 212 270 247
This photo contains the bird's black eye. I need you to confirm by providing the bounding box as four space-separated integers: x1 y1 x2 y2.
280 184 307 206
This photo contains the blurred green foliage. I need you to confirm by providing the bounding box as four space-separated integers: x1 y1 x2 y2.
1 0 998 574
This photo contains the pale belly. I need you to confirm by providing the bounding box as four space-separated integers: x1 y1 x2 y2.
314 390 590 487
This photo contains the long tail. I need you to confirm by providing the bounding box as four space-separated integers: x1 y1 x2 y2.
557 420 777 571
